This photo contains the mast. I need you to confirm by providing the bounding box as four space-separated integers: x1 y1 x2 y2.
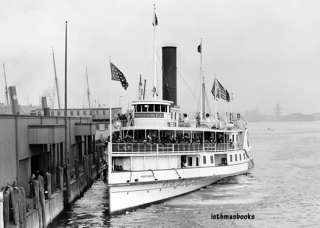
152 4 158 99
138 74 142 100
2 64 9 105
86 66 91 109
199 38 205 120
143 79 147 100
64 21 68 165
107 57 113 186
52 48 61 109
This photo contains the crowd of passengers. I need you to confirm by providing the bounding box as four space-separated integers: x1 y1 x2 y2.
110 134 234 146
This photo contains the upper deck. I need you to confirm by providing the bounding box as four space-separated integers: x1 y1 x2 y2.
127 99 245 133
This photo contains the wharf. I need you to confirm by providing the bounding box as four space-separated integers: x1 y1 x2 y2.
0 113 108 228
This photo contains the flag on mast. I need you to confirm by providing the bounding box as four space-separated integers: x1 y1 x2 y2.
110 62 129 90
153 12 158 26
211 78 230 102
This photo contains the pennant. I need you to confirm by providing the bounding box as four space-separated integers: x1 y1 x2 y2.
153 13 158 26
197 43 202 53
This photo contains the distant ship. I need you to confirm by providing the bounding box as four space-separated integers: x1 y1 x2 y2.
106 7 254 214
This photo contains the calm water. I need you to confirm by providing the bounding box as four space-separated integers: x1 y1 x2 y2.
51 121 320 228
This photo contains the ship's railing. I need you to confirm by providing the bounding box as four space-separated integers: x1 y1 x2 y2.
111 142 240 154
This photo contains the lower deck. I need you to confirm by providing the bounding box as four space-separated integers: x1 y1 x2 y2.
112 149 249 171
109 153 251 185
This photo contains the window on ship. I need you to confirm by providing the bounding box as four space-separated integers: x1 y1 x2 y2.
155 104 160 112
137 105 142 112
142 104 148 112
149 104 154 112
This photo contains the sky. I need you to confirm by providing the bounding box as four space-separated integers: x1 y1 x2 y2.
0 0 319 115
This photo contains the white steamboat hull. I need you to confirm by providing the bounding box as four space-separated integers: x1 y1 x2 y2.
108 161 251 214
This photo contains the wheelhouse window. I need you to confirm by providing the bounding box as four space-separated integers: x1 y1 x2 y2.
203 156 206 164
229 154 232 162
149 104 154 112
210 155 214 164
235 154 238 161
161 105 166 112
142 105 148 112
239 154 242 161
155 104 160 112
137 105 142 112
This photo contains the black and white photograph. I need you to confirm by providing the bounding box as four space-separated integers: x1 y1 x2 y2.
0 0 319 227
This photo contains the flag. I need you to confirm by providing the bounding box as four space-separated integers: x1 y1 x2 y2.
110 62 129 90
197 43 202 53
153 13 158 26
211 78 230 102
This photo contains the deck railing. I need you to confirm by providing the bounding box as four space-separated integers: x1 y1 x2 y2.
111 142 240 154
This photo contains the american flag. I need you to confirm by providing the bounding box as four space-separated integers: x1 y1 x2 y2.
211 78 230 102
110 62 129 90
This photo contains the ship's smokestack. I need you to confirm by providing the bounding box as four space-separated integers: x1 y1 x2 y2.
162 46 177 106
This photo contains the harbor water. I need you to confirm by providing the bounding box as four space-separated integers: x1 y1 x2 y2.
50 121 320 228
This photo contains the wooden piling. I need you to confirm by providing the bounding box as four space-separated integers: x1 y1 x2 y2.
46 173 52 199
3 189 10 227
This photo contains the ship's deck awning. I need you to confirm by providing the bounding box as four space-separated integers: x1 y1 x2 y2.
131 100 173 105
120 126 244 133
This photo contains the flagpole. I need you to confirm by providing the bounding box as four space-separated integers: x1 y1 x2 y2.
108 57 112 185
152 3 157 99
200 38 203 121
213 77 216 120
64 21 68 165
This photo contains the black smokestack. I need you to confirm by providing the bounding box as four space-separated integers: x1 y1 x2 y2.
162 46 177 106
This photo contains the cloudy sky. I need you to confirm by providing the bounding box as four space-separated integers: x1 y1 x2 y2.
0 0 319 115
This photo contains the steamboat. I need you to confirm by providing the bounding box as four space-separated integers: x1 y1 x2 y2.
106 7 253 214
